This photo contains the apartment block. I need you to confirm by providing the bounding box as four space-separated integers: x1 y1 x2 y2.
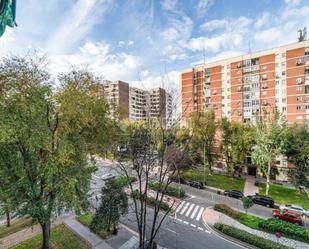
181 40 309 125
103 80 172 128
181 40 309 180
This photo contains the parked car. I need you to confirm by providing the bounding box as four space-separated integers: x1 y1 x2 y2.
187 181 204 189
168 176 186 184
279 204 309 217
101 173 116 181
223 190 244 199
249 195 275 208
272 209 303 225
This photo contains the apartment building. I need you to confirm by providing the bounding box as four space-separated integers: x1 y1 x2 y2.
103 80 173 128
181 40 309 180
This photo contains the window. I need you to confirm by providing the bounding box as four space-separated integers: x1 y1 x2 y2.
282 71 286 76
297 96 302 102
282 107 286 112
262 91 267 96
282 98 286 103
305 51 309 56
262 74 267 79
262 65 267 71
276 80 280 85
282 79 286 85
275 63 279 68
282 53 286 58
296 106 302 110
276 89 279 94
296 58 302 65
281 62 286 67
306 105 309 110
305 67 309 75
296 86 302 92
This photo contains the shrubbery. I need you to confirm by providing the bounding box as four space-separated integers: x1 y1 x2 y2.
113 176 137 187
131 190 170 211
258 218 309 243
149 182 185 198
214 223 290 249
213 204 240 219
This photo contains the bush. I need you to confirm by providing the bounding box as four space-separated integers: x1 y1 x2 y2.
214 204 240 220
131 190 170 211
258 218 309 243
214 223 290 249
113 176 137 187
149 182 185 198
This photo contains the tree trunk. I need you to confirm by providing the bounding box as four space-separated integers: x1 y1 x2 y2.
6 211 10 227
41 220 51 249
265 160 271 196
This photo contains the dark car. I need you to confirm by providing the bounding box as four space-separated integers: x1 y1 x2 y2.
223 190 244 199
187 181 204 189
250 195 275 208
168 176 186 184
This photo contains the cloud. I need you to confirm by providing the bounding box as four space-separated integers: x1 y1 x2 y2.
48 41 141 81
200 19 227 31
284 0 302 5
118 40 135 48
196 0 215 17
46 0 113 54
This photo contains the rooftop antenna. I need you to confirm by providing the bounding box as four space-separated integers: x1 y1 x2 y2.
298 27 307 42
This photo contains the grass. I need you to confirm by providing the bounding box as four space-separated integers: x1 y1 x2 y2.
76 213 111 239
259 183 309 209
149 182 186 198
0 218 34 239
238 212 263 230
11 224 90 249
180 169 244 191
113 176 136 188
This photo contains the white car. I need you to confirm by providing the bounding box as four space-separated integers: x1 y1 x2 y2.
101 173 116 181
279 204 309 217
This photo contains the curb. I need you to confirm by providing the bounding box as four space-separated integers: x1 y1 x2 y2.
202 207 256 249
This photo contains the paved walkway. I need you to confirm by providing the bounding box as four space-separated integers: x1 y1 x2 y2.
63 215 113 249
243 176 259 196
202 207 309 249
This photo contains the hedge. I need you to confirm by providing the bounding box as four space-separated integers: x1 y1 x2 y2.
258 218 309 243
149 182 185 198
131 190 170 211
214 204 240 220
113 176 137 187
214 223 291 249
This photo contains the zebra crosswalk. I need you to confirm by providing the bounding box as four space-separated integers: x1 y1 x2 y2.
175 201 205 222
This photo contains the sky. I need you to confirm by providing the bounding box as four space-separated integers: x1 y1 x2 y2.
0 0 309 93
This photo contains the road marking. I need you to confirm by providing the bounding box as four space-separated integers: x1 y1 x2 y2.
185 203 195 217
196 207 204 221
190 224 196 228
180 202 189 215
183 221 189 225
197 227 203 231
176 218 183 222
175 201 185 213
204 229 211 234
190 205 200 219
166 228 178 234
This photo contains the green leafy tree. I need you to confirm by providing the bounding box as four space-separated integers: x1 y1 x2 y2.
190 110 217 180
241 197 253 214
221 118 255 178
0 56 111 249
90 180 128 233
283 125 309 188
251 109 287 196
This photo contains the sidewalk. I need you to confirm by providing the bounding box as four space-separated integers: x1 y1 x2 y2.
202 207 308 249
243 176 259 196
63 215 113 249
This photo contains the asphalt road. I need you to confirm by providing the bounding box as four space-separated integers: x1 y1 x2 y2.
121 203 245 249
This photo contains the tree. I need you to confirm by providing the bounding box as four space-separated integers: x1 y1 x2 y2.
221 118 255 178
90 180 128 233
283 125 309 188
251 109 287 195
190 110 217 180
241 197 253 214
0 56 111 249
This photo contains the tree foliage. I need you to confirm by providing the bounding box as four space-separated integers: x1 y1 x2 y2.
283 125 309 188
190 110 217 175
220 118 255 177
251 109 287 195
90 180 128 233
0 55 112 249
241 197 253 214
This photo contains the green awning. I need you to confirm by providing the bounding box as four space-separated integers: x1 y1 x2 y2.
0 0 16 37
